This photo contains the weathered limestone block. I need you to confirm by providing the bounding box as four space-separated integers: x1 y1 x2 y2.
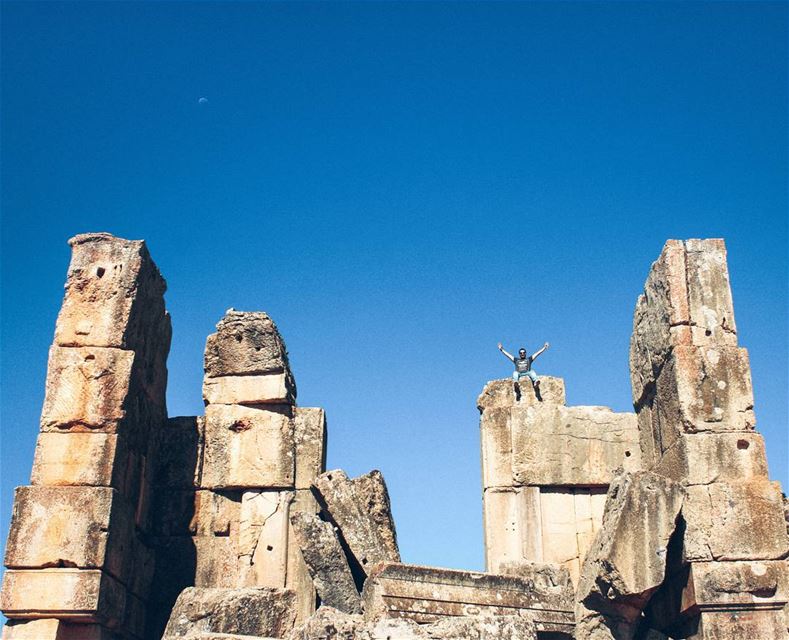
238 491 293 588
511 404 640 486
4 487 133 584
0 569 125 626
203 373 295 406
289 512 361 614
194 537 240 588
680 560 789 612
682 480 789 562
577 472 685 621
202 404 295 490
655 346 755 437
53 233 168 351
40 346 136 432
497 561 574 597
684 610 788 640
162 587 296 639
312 470 399 578
293 408 326 491
477 377 566 412
193 490 241 538
483 487 539 572
30 432 124 488
1 620 122 640
152 417 204 489
574 605 637 640
480 407 513 489
654 431 768 485
204 311 292 379
285 490 319 624
361 563 574 635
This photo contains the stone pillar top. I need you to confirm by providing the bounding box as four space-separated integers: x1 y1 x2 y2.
477 376 566 411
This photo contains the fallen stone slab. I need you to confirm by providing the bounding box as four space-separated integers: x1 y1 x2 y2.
361 562 573 636
576 471 685 621
312 470 399 580
289 512 361 614
162 587 296 639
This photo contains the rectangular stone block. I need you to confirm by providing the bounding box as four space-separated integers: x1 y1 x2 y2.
203 373 295 406
480 408 512 490
4 487 133 584
512 405 640 486
477 377 566 412
655 346 755 439
193 490 241 537
194 537 239 589
685 609 788 640
2 620 122 640
238 490 293 588
151 416 203 489
655 432 768 485
683 480 789 562
0 569 125 627
293 408 327 490
286 489 319 623
30 432 122 488
40 346 135 432
540 489 582 584
54 233 167 351
201 404 295 490
680 560 789 612
483 488 524 572
361 563 574 634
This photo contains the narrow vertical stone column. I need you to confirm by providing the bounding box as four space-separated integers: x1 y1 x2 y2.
629 239 789 640
1 233 171 640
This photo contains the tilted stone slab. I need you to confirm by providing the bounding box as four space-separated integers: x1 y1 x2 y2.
290 512 361 614
477 377 566 412
511 404 640 486
53 233 168 351
203 374 295 407
682 479 789 562
0 569 126 627
202 404 295 490
654 431 768 485
576 472 685 622
361 563 574 635
4 487 134 585
161 587 297 639
204 311 292 379
312 470 399 579
293 408 326 491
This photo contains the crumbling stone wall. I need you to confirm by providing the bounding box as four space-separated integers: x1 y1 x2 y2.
478 377 640 584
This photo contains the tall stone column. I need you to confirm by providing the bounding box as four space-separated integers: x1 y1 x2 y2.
629 239 789 639
1 233 171 640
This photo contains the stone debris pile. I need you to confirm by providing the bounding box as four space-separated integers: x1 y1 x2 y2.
1 234 787 640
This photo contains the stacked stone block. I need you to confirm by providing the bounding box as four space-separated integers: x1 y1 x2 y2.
1 233 172 640
629 239 789 639
478 376 640 584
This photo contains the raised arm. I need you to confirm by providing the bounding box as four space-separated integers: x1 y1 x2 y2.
497 343 515 362
531 342 550 361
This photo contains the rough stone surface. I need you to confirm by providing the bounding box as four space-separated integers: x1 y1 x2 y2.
576 472 685 621
204 311 292 380
162 587 296 639
289 512 361 614
477 376 566 412
1 619 122 640
362 563 573 634
312 470 400 579
237 490 293 588
202 404 295 490
293 408 326 491
203 373 295 407
30 432 123 488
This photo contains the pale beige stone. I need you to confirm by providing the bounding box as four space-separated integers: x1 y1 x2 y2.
479 408 513 490
683 480 789 562
512 404 640 486
40 346 135 432
203 373 295 406
680 560 789 611
654 431 768 485
194 537 239 589
0 569 125 626
482 488 525 572
201 404 295 490
286 490 319 624
30 433 121 487
361 563 574 634
54 233 168 351
293 408 326 491
192 490 241 537
2 620 121 640
540 489 582 584
4 487 133 584
577 472 685 621
238 490 294 588
477 376 566 412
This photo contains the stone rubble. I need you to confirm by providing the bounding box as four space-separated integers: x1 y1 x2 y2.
1 234 787 640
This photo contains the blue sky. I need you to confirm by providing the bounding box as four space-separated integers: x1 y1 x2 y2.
1 1 786 576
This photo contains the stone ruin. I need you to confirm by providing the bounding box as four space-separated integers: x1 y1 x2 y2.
1 233 787 640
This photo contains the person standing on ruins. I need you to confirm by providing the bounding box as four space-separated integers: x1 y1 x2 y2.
498 342 549 395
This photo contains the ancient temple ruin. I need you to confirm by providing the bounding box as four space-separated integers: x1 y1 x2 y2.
1 233 787 640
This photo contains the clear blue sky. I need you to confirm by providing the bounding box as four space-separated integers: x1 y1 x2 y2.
1 2 786 577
